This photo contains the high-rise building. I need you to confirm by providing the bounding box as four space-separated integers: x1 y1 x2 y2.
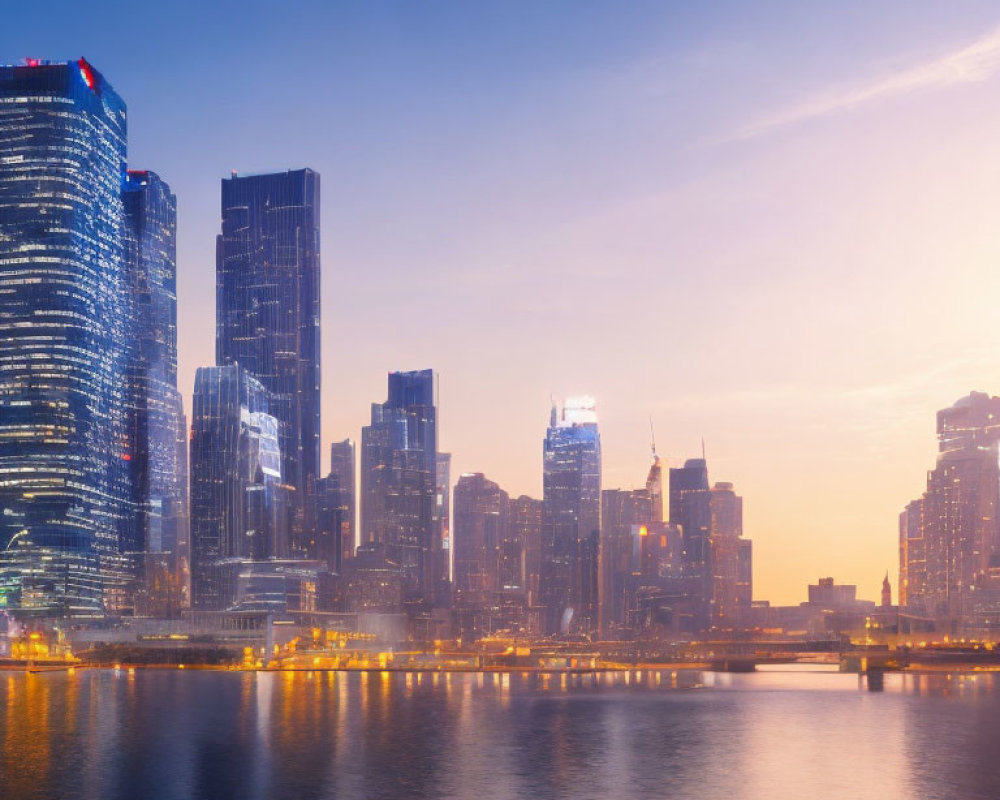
122 170 188 571
329 439 356 565
737 538 753 619
435 452 452 597
709 481 744 629
360 370 441 607
541 397 601 634
667 460 752 631
216 169 321 556
899 497 925 610
189 364 287 610
669 458 711 630
903 392 1000 626
0 59 132 616
315 474 344 574
600 487 654 634
453 473 509 603
510 494 543 627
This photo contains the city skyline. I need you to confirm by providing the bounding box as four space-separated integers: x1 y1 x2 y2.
10 3 1000 604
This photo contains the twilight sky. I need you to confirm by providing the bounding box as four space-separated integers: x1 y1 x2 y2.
7 1 1000 604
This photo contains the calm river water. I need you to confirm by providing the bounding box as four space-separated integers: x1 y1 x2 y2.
1 665 999 800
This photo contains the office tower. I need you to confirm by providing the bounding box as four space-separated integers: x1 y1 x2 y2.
0 59 132 616
122 170 188 568
189 364 287 610
905 393 1000 626
899 498 925 609
314 475 344 574
216 169 321 556
541 397 601 634
453 473 509 603
360 369 440 607
435 452 452 596
329 439 356 564
510 495 543 627
668 458 711 629
708 481 743 629
600 487 654 634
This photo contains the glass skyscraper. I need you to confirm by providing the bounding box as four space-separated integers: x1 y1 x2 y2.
329 438 356 566
541 397 601 635
0 59 131 616
189 364 286 610
360 369 442 608
216 169 321 556
122 170 188 566
669 458 712 631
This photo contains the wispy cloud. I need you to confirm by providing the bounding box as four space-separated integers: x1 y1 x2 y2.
663 348 1000 420
725 24 1000 142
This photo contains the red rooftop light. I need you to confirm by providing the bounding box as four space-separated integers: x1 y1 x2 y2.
77 58 96 91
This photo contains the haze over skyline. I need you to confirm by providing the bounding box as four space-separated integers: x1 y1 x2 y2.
8 1 1000 604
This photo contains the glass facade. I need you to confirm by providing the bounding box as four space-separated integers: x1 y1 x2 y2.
122 170 187 566
216 169 321 557
329 438 355 566
453 472 508 602
189 364 287 610
669 458 712 631
541 397 601 634
360 369 441 607
0 60 130 616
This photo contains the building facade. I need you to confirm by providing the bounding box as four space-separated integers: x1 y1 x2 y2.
216 169 321 556
329 439 356 565
122 170 188 568
189 364 286 610
600 487 654 634
0 59 132 616
360 369 442 608
669 458 712 630
902 392 1000 628
541 397 602 634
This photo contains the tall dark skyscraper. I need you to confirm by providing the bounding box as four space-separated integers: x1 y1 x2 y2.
541 397 601 634
189 364 286 610
360 369 442 608
315 438 356 574
0 60 132 616
122 170 188 567
329 438 356 565
216 169 321 556
669 457 712 630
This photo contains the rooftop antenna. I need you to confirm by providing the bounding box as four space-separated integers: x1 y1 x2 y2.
649 417 659 462
701 437 706 461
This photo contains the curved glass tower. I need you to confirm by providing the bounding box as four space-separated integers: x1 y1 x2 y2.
0 60 129 616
